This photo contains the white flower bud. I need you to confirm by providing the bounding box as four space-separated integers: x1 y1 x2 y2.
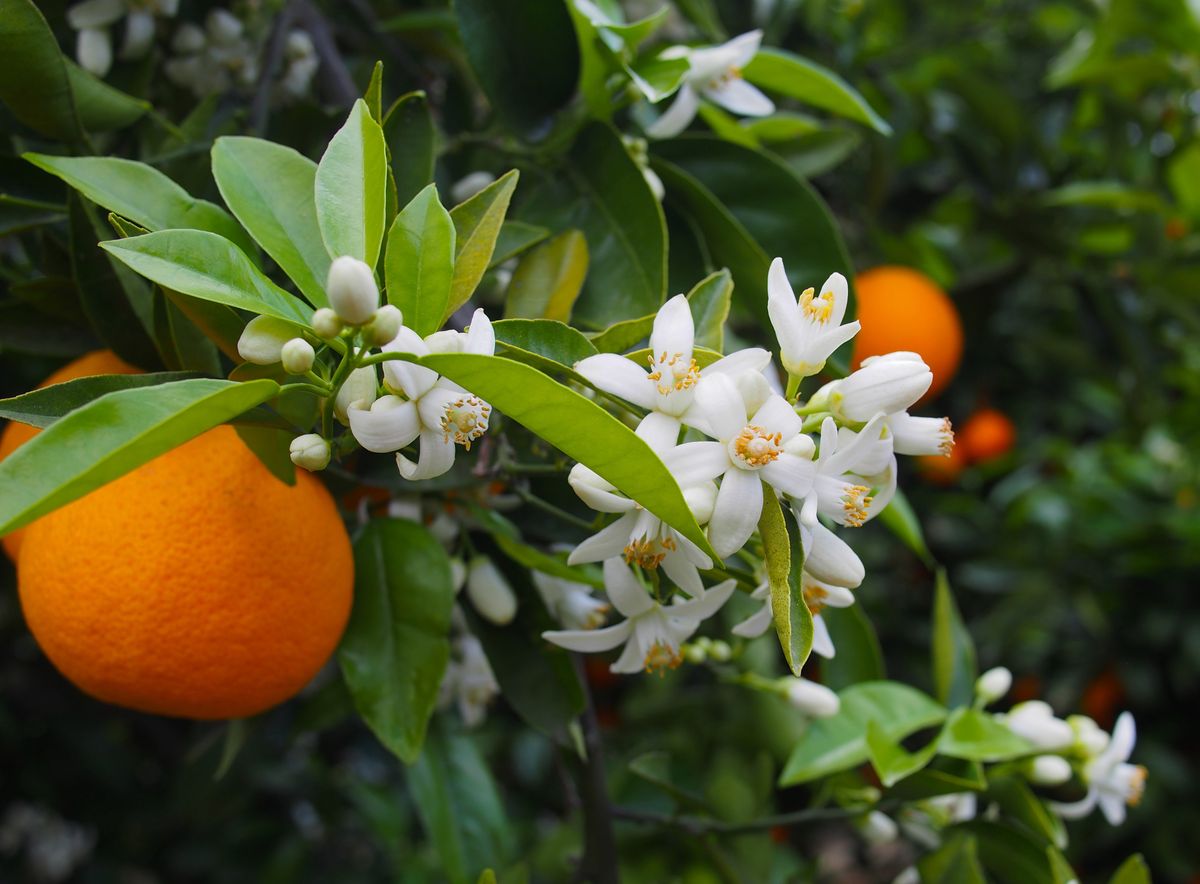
784 678 840 718
449 558 467 594
1028 755 1073 786
334 366 378 424
860 810 899 845
280 337 315 374
312 307 343 340
368 304 403 346
327 256 379 324
466 557 518 625
708 640 731 662
451 171 495 205
206 8 243 46
832 352 934 423
802 522 865 589
77 28 113 77
1067 715 1110 757
237 315 295 364
1002 701 1075 751
68 0 125 29
975 666 1013 704
289 434 330 471
171 22 205 53
887 413 955 457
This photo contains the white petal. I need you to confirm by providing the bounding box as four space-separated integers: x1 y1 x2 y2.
610 626 651 673
1051 792 1098 820
725 29 763 69
568 515 634 564
603 558 655 619
569 464 637 513
397 430 456 480
120 10 156 59
645 83 700 139
663 441 727 486
705 78 774 117
811 615 835 658
77 27 113 77
464 308 495 355
760 452 815 498
649 294 695 365
731 603 772 638
704 347 772 378
347 397 420 453
708 467 763 558
660 549 703 598
751 393 804 438
671 578 736 622
635 411 682 453
1107 712 1137 763
382 327 437 397
694 373 747 441
424 329 463 354
822 273 850 326
544 621 633 653
804 522 865 588
574 353 657 409
1098 791 1127 826
67 0 125 29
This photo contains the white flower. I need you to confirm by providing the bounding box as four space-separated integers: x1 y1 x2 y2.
784 678 840 717
237 315 295 365
975 666 1013 704
860 810 899 845
827 352 933 423
1000 701 1074 751
790 416 895 530
1068 715 1110 757
278 30 319 100
1028 755 1073 786
767 259 860 379
334 366 379 423
327 256 380 325
68 0 178 77
733 576 853 661
886 412 955 457
289 434 330 471
441 633 499 728
802 521 865 588
533 571 610 630
465 557 517 625
543 559 735 674
1053 712 1146 826
574 293 769 434
347 309 495 481
646 31 774 139
165 9 259 97
926 792 978 825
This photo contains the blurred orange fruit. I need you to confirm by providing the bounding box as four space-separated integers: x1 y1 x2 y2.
17 425 354 719
958 408 1017 464
0 350 141 561
851 266 963 402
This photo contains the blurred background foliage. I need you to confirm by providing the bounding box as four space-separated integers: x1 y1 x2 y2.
2 0 1198 881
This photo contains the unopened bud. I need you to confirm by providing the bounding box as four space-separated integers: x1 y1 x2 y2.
449 558 468 594
327 255 379 324
784 678 840 718
334 366 379 424
683 643 706 664
280 338 315 374
1068 714 1110 757
1027 754 1073 786
237 315 295 364
77 28 113 77
975 666 1013 704
1002 701 1074 751
708 640 732 662
312 307 343 340
368 304 403 346
832 352 933 422
289 434 330 471
860 810 899 845
466 557 518 625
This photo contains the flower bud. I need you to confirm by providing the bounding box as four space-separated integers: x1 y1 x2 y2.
832 352 933 422
237 315 295 364
289 434 330 471
708 640 732 662
859 810 899 845
466 557 518 625
1067 715 1110 757
801 522 865 589
312 307 343 340
449 558 468 594
1002 701 1074 751
1027 755 1073 786
334 366 379 424
207 8 244 46
280 338 315 374
368 304 403 346
784 678 840 718
77 28 113 77
171 22 206 53
975 666 1013 704
327 256 379 324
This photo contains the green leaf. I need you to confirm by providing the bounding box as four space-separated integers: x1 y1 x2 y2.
212 137 332 308
698 103 761 148
504 229 589 321
339 519 455 764
0 372 198 427
866 720 938 787
315 99 388 268
452 0 580 136
932 568 978 708
26 154 255 258
987 776 1067 849
447 170 519 320
364 61 384 121
1039 181 1165 213
686 269 732 351
65 60 151 132
742 48 891 135
887 757 987 801
627 54 691 103
490 532 603 589
951 821 1060 884
779 681 946 786
491 220 551 267
879 487 934 565
0 378 279 537
101 230 313 325
383 91 437 207
491 318 598 372
233 425 296 486
918 833 987 884
820 604 886 690
385 184 456 336
414 352 717 561
1110 854 1152 884
408 721 513 884
938 708 1033 762
757 488 812 677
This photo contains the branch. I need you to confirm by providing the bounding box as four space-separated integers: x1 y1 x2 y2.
250 0 298 135
291 0 360 108
611 804 873 836
571 656 619 884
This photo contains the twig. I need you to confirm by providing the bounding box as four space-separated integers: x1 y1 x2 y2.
571 656 619 884
250 0 298 135
611 804 870 836
292 0 360 108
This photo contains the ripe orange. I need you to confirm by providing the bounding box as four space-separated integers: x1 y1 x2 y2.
916 441 967 485
851 266 963 402
0 350 141 561
17 425 353 719
958 408 1016 464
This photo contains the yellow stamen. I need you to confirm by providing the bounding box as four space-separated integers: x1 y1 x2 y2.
803 582 829 616
440 396 490 449
1128 766 1148 806
939 418 955 457
841 485 872 527
799 286 835 324
732 425 783 468
646 351 701 396
644 640 682 674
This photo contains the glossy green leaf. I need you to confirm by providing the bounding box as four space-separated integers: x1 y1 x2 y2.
492 318 598 371
101 230 312 325
820 604 886 690
1040 181 1166 213
686 269 732 351
987 776 1067 849
1109 854 1152 884
491 220 551 267
65 61 151 132
933 568 978 708
0 372 198 427
315 99 388 268
385 184 455 336
364 61 384 121
414 352 717 561
758 488 812 677
27 154 255 258
565 2 615 117
938 708 1033 762
879 487 934 565
951 821 1060 884
339 519 455 764
446 170 519 319
504 229 589 321
779 681 946 786
627 54 690 103
743 48 891 135
408 721 513 884
490 532 603 589
866 720 939 787
887 757 987 801
212 137 332 308
383 91 436 207
698 103 761 148
453 0 580 136
0 378 279 537
918 833 987 884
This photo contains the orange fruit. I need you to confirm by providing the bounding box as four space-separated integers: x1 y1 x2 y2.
0 350 141 561
958 408 1016 464
916 441 967 485
851 266 963 402
17 425 353 719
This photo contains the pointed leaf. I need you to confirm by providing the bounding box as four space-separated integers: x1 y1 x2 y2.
503 229 589 321
385 184 455 336
446 170 519 319
758 486 812 676
384 91 436 206
742 48 891 135
933 568 977 707
0 372 199 427
938 708 1034 762
866 719 939 787
315 99 388 268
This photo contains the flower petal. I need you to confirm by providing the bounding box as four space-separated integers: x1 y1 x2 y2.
731 603 773 638
811 615 835 658
663 441 728 486
636 411 682 453
645 83 700 139
397 429 456 480
705 347 772 378
568 464 637 513
671 578 736 622
574 353 657 410
348 396 420 452
708 468 763 559
649 294 695 365
543 620 633 653
464 308 495 355
661 549 704 598
705 78 774 117
382 327 437 397
761 452 816 498
752 393 804 438
603 558 655 618
694 373 747 441
569 515 634 565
